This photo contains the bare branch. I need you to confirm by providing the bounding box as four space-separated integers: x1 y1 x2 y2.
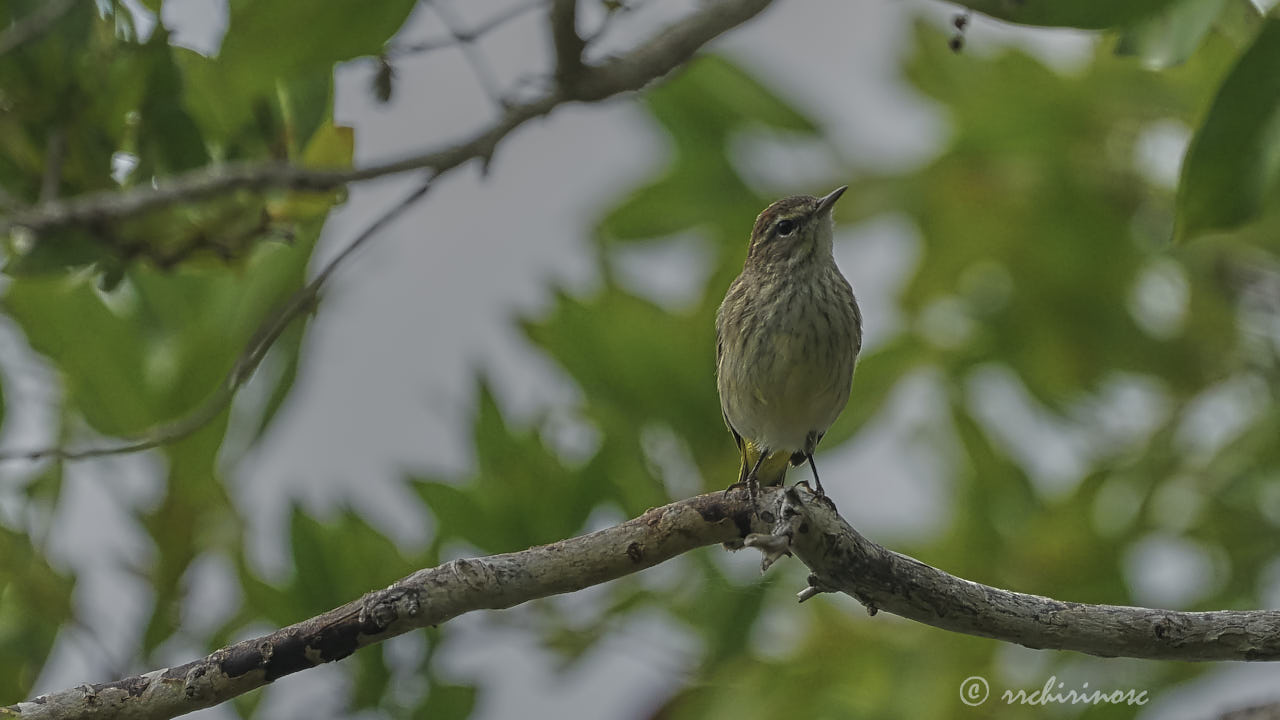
768 487 1280 661
0 0 776 465
581 0 646 47
386 0 548 58
6 492 757 720
8 487 1280 718
431 0 508 107
550 0 586 86
566 0 773 101
1222 701 1280 720
0 0 776 238
0 177 435 463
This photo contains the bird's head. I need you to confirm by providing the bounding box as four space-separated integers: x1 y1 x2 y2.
746 186 846 267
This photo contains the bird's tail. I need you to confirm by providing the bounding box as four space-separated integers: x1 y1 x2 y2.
739 440 791 487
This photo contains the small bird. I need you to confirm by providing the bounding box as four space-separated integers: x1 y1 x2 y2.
715 186 862 498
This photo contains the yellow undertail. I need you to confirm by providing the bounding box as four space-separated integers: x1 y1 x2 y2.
739 440 795 487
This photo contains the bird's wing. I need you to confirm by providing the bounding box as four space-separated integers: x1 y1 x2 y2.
715 337 744 450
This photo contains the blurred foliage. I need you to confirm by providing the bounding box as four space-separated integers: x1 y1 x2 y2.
2 0 1280 719
0 0 383 710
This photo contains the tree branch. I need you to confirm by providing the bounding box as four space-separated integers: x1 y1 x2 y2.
1222 701 1280 720
5 492 758 720
431 0 508 107
0 0 777 466
550 0 586 87
768 487 1280 661
9 488 1280 719
0 178 435 463
386 0 548 58
0 0 775 238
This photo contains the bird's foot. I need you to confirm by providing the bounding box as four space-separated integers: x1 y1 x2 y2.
794 480 837 512
722 476 761 501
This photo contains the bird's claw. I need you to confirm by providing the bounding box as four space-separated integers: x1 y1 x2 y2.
794 480 837 512
722 477 761 501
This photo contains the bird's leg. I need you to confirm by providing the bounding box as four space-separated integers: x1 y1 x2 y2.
794 431 825 496
805 454 825 496
803 453 839 511
745 450 767 500
724 450 768 501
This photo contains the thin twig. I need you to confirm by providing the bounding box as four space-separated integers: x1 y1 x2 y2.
550 0 586 86
581 0 644 47
1 0 775 238
770 486 1280 660
386 0 548 58
0 0 776 464
0 177 435 463
430 0 509 107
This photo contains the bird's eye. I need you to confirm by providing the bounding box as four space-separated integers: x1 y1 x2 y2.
776 219 796 236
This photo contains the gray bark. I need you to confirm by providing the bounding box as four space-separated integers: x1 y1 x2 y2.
9 488 1280 720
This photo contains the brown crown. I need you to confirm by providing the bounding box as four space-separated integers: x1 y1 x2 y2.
751 195 817 240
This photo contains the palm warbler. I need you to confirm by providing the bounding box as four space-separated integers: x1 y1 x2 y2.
715 186 862 497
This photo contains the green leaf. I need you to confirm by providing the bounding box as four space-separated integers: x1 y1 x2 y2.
412 379 617 554
520 287 724 489
0 2 115 203
3 276 153 434
417 678 478 720
896 22 1238 404
1115 0 1225 69
413 480 485 550
1177 15 1280 238
280 69 337 160
301 122 353 169
6 222 320 653
269 121 355 221
596 54 820 248
1214 0 1266 46
676 56 818 133
957 0 1183 28
133 27 209 176
349 638 392 712
598 167 753 243
0 522 75 701
288 504 414 615
176 0 415 147
4 230 109 276
251 319 305 439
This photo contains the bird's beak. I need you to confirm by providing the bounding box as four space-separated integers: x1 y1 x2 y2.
815 185 848 216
